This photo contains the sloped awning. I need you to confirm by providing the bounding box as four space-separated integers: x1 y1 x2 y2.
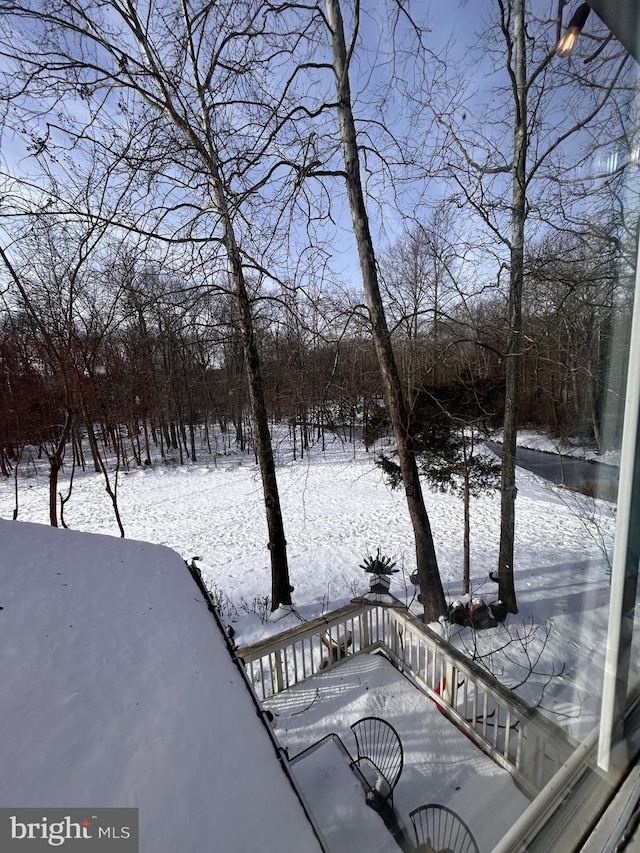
0 519 323 853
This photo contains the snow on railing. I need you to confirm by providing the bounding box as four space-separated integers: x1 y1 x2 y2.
237 600 577 799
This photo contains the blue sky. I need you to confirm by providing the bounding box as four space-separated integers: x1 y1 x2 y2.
0 1 634 302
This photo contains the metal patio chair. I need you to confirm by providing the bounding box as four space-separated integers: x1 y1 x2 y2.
350 716 404 811
409 804 479 853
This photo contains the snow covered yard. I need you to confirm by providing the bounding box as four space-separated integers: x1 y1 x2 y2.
265 653 530 852
0 433 622 739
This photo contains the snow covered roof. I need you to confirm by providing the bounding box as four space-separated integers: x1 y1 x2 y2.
0 519 322 853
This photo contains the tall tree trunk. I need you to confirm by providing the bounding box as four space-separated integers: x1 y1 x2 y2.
84 412 101 473
326 0 446 621
463 474 471 597
142 417 152 466
207 163 292 609
228 243 292 609
498 0 525 614
168 0 292 609
94 435 125 537
189 413 196 464
48 409 74 527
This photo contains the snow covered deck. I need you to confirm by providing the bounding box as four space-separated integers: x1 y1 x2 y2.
264 652 530 852
239 598 578 804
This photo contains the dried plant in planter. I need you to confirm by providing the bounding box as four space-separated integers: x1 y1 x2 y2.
360 548 399 576
360 548 399 593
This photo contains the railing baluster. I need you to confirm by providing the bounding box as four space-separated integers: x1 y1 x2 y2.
482 690 489 740
462 676 469 720
471 678 477 731
515 721 525 770
258 658 265 701
421 639 427 682
504 709 512 758
268 652 275 696
493 705 501 749
359 610 370 649
249 661 257 699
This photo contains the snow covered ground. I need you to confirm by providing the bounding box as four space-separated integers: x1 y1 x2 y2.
0 429 624 741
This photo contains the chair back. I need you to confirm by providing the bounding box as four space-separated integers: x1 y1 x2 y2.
350 716 403 796
410 804 479 853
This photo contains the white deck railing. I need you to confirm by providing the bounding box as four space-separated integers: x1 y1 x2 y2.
238 600 577 800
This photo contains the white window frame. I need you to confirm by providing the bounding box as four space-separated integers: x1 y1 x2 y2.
599 238 640 771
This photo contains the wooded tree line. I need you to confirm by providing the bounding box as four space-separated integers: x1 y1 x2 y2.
0 0 637 617
0 225 629 469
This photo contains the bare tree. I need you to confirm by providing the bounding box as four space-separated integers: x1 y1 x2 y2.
380 204 461 401
496 0 528 615
428 0 631 613
0 196 135 531
496 0 630 613
0 0 335 608
325 0 447 621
